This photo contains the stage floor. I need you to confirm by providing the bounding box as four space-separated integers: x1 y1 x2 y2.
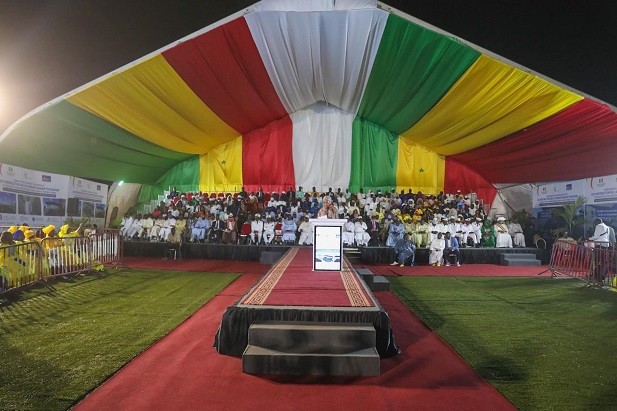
239 248 376 308
214 247 397 357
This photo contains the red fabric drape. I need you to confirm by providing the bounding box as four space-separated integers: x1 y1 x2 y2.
450 99 617 183
444 159 497 204
242 117 295 193
162 17 288 135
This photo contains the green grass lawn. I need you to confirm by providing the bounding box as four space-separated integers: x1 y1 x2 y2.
391 276 617 411
0 269 239 411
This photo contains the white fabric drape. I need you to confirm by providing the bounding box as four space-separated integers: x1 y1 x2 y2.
291 103 354 192
334 0 377 10
255 0 334 12
255 0 376 11
245 9 388 114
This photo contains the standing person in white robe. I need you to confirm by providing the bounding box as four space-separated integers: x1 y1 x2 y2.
282 215 297 244
354 218 370 246
342 217 356 246
429 218 439 242
429 232 446 266
494 216 513 248
298 216 313 245
507 220 526 247
250 214 264 244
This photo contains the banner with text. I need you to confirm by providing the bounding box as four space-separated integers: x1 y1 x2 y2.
0 163 108 229
533 174 617 208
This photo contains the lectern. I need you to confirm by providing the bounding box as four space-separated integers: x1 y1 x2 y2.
309 218 346 271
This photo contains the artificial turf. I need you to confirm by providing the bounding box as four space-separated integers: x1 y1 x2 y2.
391 276 617 411
0 269 239 411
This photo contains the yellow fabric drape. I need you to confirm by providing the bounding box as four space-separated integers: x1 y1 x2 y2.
67 54 239 154
199 136 243 192
396 137 445 194
402 54 583 155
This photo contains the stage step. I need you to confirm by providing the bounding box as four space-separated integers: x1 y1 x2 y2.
260 251 284 264
500 253 541 266
243 322 379 376
243 346 380 376
355 268 374 287
371 276 391 292
344 248 362 264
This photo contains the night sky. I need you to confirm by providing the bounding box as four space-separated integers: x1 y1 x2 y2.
0 0 615 135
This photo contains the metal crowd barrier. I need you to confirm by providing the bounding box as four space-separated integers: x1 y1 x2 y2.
549 240 617 288
0 230 124 294
89 230 124 266
0 241 42 292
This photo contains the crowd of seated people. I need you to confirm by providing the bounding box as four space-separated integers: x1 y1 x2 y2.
119 186 525 249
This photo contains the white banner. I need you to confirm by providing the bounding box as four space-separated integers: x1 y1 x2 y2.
533 179 586 208
533 174 617 208
0 163 107 229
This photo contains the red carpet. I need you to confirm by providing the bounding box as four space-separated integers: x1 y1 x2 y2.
240 248 374 307
75 274 516 411
360 263 551 277
122 256 270 275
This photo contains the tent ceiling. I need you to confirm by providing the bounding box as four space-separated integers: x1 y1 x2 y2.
1 0 616 189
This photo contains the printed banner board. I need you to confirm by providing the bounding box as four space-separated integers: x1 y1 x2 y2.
0 163 108 229
533 174 617 208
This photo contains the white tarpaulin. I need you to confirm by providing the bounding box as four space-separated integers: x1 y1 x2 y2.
245 9 388 114
255 0 334 11
255 0 377 11
291 103 354 191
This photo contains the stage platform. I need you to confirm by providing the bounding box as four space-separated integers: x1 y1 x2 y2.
123 240 548 265
214 247 399 358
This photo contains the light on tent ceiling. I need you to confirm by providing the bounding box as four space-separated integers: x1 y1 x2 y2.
118 180 124 186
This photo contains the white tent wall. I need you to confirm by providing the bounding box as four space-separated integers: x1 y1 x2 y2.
105 183 142 227
489 183 533 219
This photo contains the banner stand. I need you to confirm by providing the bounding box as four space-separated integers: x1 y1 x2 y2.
310 218 346 271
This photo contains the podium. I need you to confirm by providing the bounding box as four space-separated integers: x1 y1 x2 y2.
309 218 346 271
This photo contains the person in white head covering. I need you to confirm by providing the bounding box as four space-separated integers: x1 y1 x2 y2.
494 216 513 248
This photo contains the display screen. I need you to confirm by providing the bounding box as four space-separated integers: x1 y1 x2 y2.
313 225 342 271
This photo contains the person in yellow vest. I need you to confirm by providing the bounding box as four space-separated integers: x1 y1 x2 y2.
41 225 63 276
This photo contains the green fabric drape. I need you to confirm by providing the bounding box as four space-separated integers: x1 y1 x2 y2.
138 157 200 204
357 14 481 134
0 101 192 183
349 117 398 193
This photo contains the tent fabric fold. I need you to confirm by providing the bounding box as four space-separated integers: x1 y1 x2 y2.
291 103 354 192
67 54 239 154
162 17 288 135
245 9 388 115
396 137 445 194
349 117 398 193
358 14 481 134
444 159 497 205
450 99 617 183
0 101 192 184
242 116 295 193
401 54 584 155
199 137 243 193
